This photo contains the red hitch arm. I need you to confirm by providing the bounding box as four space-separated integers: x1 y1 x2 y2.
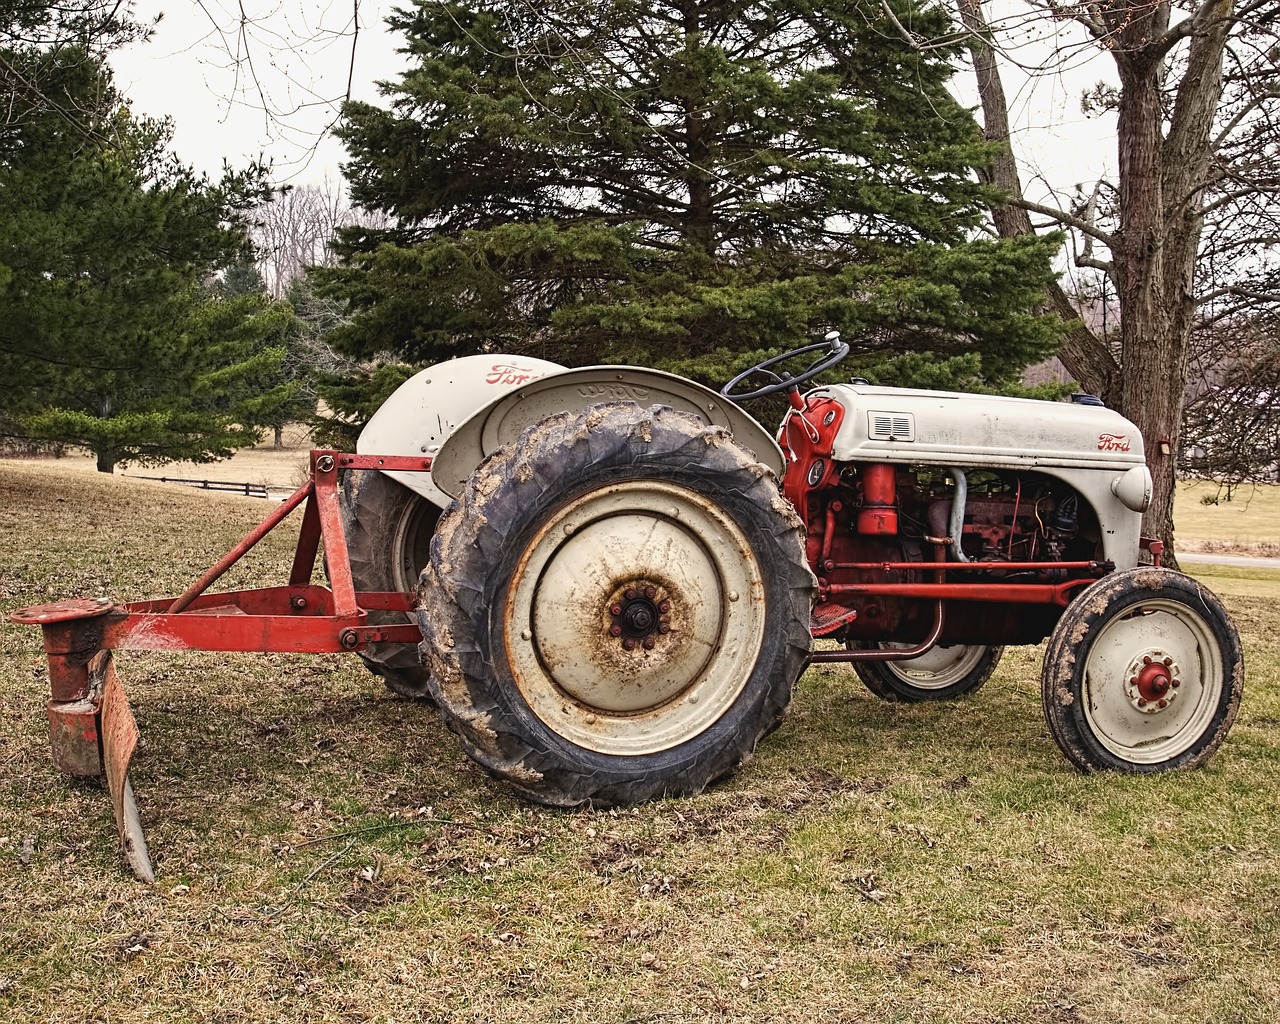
9 450 432 881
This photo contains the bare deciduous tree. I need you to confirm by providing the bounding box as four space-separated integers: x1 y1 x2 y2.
955 0 1280 565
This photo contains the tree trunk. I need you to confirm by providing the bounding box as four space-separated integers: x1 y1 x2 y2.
960 0 1236 567
95 449 117 473
274 424 284 449
956 0 1121 403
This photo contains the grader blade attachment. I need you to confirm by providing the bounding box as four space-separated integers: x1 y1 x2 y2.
10 451 431 881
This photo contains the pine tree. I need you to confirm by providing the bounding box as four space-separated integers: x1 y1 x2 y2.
318 0 1064 391
0 45 291 471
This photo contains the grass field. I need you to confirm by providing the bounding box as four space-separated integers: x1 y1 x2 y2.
1175 479 1280 555
2 459 1278 1023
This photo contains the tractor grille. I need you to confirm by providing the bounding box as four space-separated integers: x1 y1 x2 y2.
868 412 915 442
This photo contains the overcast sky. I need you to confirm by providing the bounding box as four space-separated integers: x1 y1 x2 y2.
107 1 1119 204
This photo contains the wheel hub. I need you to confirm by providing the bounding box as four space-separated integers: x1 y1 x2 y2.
1123 649 1180 713
608 582 673 651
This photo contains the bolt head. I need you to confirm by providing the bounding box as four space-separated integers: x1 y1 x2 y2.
1163 657 1173 667
1137 698 1148 707
610 604 623 615
1130 676 1139 685
1157 699 1168 709
658 623 670 634
1171 679 1180 688
658 600 670 613
644 586 656 599
642 637 655 650
1143 656 1152 665
623 638 637 651
625 588 637 600
609 624 622 637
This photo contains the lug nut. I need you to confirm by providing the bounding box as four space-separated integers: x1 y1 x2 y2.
1158 699 1169 709
611 604 623 615
609 624 622 637
645 586 656 598
1130 676 1139 685
1137 698 1148 707
1171 679 1180 688
659 623 670 634
1163 657 1173 666
623 638 637 651
643 637 656 650
658 600 670 613
1143 656 1152 665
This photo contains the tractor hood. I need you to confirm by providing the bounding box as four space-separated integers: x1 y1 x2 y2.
814 383 1148 472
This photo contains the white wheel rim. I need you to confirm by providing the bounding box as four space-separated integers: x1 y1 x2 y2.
1081 598 1225 763
504 480 767 755
880 644 988 690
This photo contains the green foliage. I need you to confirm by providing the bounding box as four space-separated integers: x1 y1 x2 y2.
310 361 417 450
318 0 1063 390
0 44 286 471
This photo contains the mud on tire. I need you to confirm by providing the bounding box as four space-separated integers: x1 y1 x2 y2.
417 403 816 807
1041 566 1242 772
340 469 440 699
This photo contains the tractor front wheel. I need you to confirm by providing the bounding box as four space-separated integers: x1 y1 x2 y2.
851 643 1003 702
418 403 815 807
1041 567 1242 772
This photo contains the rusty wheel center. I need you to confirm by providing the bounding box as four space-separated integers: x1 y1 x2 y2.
1123 649 1180 713
1135 662 1171 701
619 597 659 638
607 582 673 651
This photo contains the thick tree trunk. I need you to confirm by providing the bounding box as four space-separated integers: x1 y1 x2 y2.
95 450 117 473
957 0 1121 403
961 0 1234 567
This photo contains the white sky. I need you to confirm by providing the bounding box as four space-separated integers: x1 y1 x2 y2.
108 1 1119 206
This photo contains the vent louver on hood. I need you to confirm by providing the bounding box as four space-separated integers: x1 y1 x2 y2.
868 411 915 441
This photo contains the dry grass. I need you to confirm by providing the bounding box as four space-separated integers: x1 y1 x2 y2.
1176 480 1280 556
2 459 1279 1023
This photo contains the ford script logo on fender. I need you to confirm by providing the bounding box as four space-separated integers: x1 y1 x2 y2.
1097 432 1131 452
486 364 543 385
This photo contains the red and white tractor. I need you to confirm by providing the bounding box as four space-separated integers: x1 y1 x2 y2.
13 335 1243 877
343 336 1243 806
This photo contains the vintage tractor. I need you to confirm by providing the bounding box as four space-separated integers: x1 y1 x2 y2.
13 336 1244 877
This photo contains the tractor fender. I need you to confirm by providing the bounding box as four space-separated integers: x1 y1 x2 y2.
430 365 786 501
357 354 569 509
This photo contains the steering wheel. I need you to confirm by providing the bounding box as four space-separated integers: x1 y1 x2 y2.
719 332 851 402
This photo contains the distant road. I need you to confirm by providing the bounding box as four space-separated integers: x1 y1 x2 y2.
1180 552 1280 570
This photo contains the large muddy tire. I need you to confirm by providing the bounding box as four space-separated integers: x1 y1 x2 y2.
851 644 1003 702
1041 567 1243 772
340 469 441 698
417 403 815 807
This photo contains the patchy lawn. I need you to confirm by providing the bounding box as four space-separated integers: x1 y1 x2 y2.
2 460 1278 1023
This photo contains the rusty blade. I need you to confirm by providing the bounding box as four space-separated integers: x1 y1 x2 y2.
96 652 155 883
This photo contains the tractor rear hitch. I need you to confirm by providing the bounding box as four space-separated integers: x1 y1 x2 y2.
9 450 431 882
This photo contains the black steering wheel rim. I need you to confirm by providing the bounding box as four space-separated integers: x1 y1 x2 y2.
719 337 851 402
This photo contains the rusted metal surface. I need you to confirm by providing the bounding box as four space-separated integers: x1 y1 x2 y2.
810 601 945 664
46 697 103 777
97 652 154 882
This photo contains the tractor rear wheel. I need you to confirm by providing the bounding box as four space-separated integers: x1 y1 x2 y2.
1041 567 1242 771
417 403 815 807
339 469 440 699
851 644 1003 702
